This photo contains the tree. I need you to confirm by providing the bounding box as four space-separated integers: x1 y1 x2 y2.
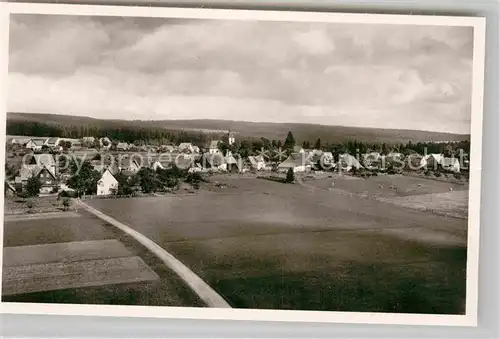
62 198 71 211
185 172 206 189
26 175 42 197
381 143 389 155
286 168 295 183
92 139 101 149
138 167 157 193
60 141 72 151
67 159 101 196
443 144 454 157
218 141 229 155
314 138 321 150
283 131 295 150
156 168 179 190
302 141 310 149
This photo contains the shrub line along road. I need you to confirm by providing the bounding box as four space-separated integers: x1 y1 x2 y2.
75 199 232 309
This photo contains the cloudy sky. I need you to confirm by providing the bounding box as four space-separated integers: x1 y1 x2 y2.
8 14 473 134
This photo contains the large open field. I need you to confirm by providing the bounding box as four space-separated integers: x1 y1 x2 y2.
86 175 468 314
300 174 469 219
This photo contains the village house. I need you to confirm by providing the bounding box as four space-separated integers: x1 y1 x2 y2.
118 157 141 173
37 167 58 194
96 169 119 196
23 154 57 176
404 153 424 170
116 142 129 151
4 182 16 197
309 151 335 171
338 153 363 172
44 137 61 148
15 165 58 194
60 138 82 149
160 145 176 153
227 130 235 146
82 136 96 144
293 145 305 154
188 163 204 173
420 154 444 170
248 155 267 171
200 153 227 172
150 160 166 171
387 151 403 160
225 153 243 173
99 137 112 150
10 137 31 146
441 157 461 173
174 154 195 170
209 140 221 154
25 138 47 151
277 153 312 173
322 152 334 163
91 159 119 176
362 152 382 169
178 142 195 154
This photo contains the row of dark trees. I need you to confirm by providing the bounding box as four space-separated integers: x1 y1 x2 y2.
7 121 221 146
217 131 470 162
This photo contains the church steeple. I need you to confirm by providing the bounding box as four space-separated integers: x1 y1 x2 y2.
228 129 235 145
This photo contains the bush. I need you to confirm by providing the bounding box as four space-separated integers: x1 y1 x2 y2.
62 198 71 211
26 176 42 197
26 199 35 213
286 168 295 183
59 190 78 198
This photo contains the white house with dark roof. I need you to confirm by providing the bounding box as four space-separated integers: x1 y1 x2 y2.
209 140 221 154
44 137 61 147
116 142 129 151
338 153 363 172
118 157 141 173
82 136 96 144
97 169 119 196
25 138 46 151
277 153 311 173
248 155 267 171
178 142 195 153
420 154 444 170
10 137 31 146
23 154 57 176
200 153 227 171
441 157 461 173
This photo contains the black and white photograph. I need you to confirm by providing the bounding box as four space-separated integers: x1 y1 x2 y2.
0 4 486 326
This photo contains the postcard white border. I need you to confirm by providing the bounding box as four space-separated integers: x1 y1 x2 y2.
0 2 486 327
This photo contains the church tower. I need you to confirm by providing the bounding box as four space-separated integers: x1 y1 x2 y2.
228 130 235 146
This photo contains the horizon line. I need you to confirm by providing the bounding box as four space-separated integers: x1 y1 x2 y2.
6 111 471 136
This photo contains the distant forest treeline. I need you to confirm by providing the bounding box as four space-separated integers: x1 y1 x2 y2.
6 121 220 145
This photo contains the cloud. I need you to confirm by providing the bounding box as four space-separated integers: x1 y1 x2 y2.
7 14 474 133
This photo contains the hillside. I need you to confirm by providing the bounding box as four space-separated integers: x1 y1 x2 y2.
7 112 470 144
